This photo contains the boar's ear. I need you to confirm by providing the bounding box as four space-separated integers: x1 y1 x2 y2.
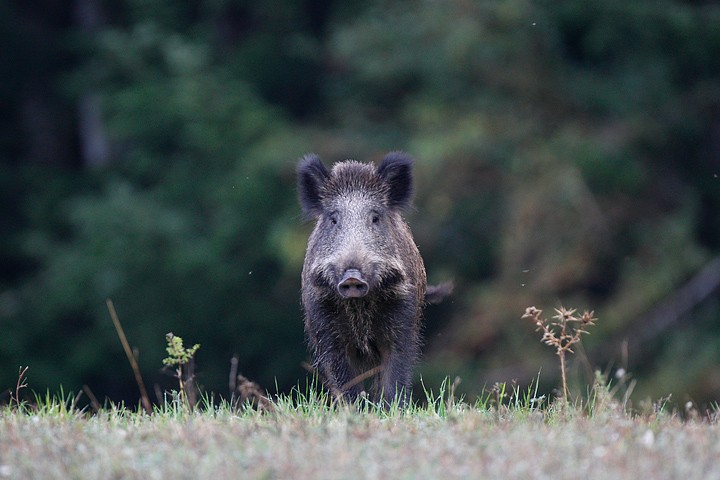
377 151 414 209
297 153 330 218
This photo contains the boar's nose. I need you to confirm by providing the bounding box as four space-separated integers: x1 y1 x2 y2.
337 269 369 298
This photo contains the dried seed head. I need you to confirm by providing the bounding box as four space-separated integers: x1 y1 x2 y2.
580 310 597 326
553 307 577 322
522 306 543 322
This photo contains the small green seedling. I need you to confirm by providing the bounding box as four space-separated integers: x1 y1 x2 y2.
163 333 200 408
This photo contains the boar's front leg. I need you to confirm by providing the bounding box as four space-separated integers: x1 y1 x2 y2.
375 336 419 407
314 337 364 401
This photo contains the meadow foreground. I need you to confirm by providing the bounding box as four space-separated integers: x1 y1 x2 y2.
1 397 718 480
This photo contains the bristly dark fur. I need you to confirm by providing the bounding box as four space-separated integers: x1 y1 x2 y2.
298 152 449 406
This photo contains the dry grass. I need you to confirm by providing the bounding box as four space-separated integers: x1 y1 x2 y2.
1 390 718 480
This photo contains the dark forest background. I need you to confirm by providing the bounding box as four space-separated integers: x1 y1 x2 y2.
1 0 719 407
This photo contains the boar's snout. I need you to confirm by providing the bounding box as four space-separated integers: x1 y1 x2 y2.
337 269 369 298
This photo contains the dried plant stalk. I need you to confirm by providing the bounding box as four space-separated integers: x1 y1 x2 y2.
522 306 597 403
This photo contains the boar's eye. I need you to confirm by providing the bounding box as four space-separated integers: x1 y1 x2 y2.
328 212 338 225
371 212 381 224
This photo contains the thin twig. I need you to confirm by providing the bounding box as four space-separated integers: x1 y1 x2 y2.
341 365 384 392
229 354 239 395
12 366 29 408
106 299 152 414
71 390 84 412
559 350 568 402
83 385 102 413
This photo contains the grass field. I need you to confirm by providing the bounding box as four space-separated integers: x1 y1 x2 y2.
1 385 719 480
3 312 718 479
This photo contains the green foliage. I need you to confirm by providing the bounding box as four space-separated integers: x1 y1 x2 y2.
327 0 720 403
1 0 720 407
2 1 311 398
162 332 200 409
162 333 199 368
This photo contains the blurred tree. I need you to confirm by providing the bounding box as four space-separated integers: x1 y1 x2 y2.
2 0 316 400
1 0 719 407
325 0 720 403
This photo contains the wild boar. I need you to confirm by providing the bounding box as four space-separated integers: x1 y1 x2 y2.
297 151 450 404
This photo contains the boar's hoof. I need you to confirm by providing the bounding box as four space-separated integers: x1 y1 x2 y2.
338 269 369 298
